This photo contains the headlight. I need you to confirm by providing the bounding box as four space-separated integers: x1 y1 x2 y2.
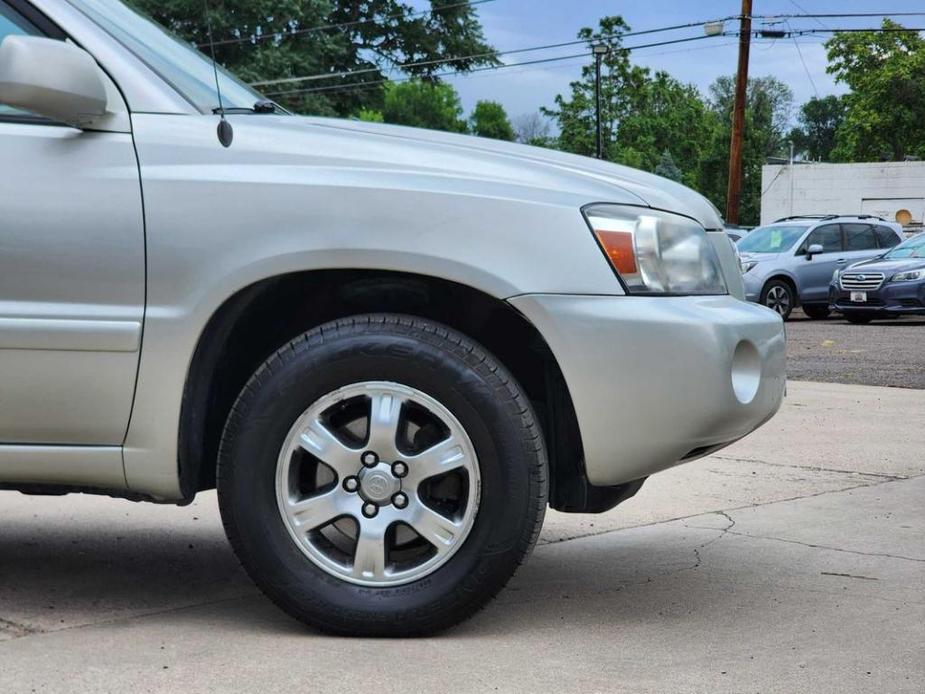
891 269 924 281
832 268 841 282
583 205 727 295
742 260 759 274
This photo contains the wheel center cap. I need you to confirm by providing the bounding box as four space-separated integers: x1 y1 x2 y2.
359 464 400 503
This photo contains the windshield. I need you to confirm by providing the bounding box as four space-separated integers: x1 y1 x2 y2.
737 225 809 254
884 233 925 259
67 0 266 112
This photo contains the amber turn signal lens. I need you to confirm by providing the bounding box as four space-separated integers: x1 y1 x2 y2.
594 230 637 275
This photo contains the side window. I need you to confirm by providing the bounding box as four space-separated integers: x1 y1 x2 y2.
843 224 879 251
874 225 901 249
801 224 842 254
0 3 44 119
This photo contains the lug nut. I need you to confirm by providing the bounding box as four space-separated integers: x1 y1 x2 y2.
362 502 379 518
361 451 379 468
343 476 359 493
392 492 409 509
391 461 408 478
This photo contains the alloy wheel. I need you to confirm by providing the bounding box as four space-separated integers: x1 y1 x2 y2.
275 381 480 587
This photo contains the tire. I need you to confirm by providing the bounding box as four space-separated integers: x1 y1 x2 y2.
760 280 795 320
217 314 547 636
802 304 830 320
844 313 872 324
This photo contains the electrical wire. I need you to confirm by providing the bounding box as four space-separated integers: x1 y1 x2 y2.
263 34 717 98
252 30 720 88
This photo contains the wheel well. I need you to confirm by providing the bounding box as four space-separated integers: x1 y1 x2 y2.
763 275 799 306
178 270 590 508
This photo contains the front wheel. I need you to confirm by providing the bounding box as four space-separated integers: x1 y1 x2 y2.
761 280 795 320
217 314 547 636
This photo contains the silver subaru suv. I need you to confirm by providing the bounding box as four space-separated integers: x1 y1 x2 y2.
0 0 785 636
739 215 905 320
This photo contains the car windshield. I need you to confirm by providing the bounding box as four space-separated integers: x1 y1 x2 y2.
884 233 925 259
737 225 808 254
67 0 267 112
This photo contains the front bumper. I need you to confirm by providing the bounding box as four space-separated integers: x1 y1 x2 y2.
742 270 764 302
509 294 786 486
829 280 925 315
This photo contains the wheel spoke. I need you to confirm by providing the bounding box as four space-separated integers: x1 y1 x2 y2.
408 504 462 556
287 488 350 531
366 390 404 457
298 419 359 477
403 436 468 486
352 522 388 581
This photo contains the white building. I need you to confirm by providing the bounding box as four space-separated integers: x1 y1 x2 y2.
760 161 925 231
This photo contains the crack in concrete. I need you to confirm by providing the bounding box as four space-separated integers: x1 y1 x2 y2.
710 454 908 480
722 529 925 564
0 617 41 638
539 474 911 548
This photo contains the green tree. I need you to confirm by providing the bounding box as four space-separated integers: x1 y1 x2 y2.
380 80 468 132
825 20 925 161
127 0 497 116
611 71 718 189
541 16 643 157
701 75 794 225
654 150 682 182
788 95 847 162
469 101 515 141
542 18 718 189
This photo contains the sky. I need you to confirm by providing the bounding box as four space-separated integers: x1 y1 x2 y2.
405 0 925 127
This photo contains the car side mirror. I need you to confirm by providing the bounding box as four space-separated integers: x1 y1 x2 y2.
0 35 108 128
806 243 824 259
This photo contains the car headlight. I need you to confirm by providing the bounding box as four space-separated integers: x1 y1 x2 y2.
832 268 841 282
742 260 759 274
891 269 924 281
583 205 727 295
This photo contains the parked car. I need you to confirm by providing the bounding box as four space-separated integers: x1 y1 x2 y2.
830 232 925 323
0 0 786 636
726 225 749 243
738 215 905 320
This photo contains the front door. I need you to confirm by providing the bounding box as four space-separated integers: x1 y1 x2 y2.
0 2 144 444
795 223 845 303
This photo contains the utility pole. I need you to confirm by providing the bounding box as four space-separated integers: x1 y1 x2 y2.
592 43 610 160
725 0 752 224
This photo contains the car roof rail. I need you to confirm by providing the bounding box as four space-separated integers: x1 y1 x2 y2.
773 214 889 223
773 214 837 222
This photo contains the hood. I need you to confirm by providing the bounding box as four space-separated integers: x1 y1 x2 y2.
258 116 725 230
846 256 925 274
739 251 782 263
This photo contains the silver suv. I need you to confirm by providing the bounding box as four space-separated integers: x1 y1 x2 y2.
739 215 904 320
0 0 785 636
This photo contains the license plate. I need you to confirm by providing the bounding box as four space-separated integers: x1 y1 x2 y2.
850 291 867 302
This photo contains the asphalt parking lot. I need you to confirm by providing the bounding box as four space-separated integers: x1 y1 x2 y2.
786 309 925 388
1 317 923 693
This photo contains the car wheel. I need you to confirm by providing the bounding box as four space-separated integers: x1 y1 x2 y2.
844 314 872 324
217 314 547 636
761 280 795 320
802 304 830 320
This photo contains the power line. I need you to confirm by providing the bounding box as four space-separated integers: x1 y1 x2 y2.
250 20 735 88
198 0 498 49
263 34 717 98
786 20 818 98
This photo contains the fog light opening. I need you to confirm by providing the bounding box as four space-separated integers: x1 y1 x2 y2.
731 340 761 404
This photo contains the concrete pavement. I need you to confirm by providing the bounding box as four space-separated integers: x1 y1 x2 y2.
1 381 922 693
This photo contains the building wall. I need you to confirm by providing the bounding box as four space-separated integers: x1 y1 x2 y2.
760 161 925 229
